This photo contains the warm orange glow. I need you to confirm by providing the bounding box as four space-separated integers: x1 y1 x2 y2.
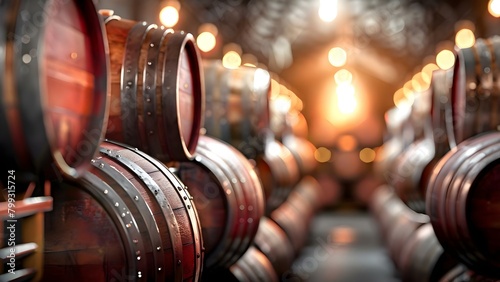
329 226 356 245
222 51 241 69
336 83 356 114
334 69 353 85
337 135 357 151
270 79 280 99
159 5 179 28
196 32 216 52
412 72 429 92
436 49 455 70
394 88 413 109
489 0 500 17
359 148 376 163
421 63 439 84
314 147 332 163
242 53 258 67
455 28 475 49
328 47 347 67
319 0 338 22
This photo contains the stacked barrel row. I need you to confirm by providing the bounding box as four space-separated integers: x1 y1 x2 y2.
0 2 328 282
197 61 336 281
372 35 500 281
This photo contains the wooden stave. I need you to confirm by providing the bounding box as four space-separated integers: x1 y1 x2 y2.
42 140 203 281
104 17 204 162
202 60 271 160
426 132 500 277
0 0 109 180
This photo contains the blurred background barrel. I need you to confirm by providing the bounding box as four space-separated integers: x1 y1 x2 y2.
202 60 271 161
0 0 109 181
42 140 203 281
451 37 500 145
104 14 204 162
426 131 500 278
176 135 265 270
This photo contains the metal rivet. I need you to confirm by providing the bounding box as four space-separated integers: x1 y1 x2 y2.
104 189 108 194
115 202 119 207
147 112 152 116
135 196 139 201
133 239 138 244
157 246 161 251
177 260 182 265
99 163 105 168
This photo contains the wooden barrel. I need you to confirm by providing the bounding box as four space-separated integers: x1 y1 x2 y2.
253 217 294 276
42 140 203 281
385 207 429 265
391 137 434 213
270 182 316 253
398 223 458 282
431 69 456 156
202 246 279 282
176 135 265 269
451 37 500 144
426 131 500 277
370 185 407 239
103 15 204 162
259 139 300 213
203 60 271 160
0 0 109 180
282 134 318 177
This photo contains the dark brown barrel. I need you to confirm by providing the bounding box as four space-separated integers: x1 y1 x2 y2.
203 60 271 160
451 37 500 144
259 139 300 213
103 15 203 162
399 223 458 282
426 131 500 277
42 140 203 281
0 0 109 180
177 135 265 269
253 217 295 276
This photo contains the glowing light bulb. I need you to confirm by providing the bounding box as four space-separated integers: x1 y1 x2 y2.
489 0 500 17
196 32 216 52
319 0 338 22
314 147 332 163
334 69 353 85
222 51 241 69
436 49 455 70
159 6 179 27
328 47 347 67
359 148 376 163
455 28 475 49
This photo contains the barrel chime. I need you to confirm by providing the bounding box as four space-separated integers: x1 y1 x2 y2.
373 35 500 281
0 1 326 281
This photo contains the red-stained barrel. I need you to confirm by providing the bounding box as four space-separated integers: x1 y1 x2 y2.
0 0 109 180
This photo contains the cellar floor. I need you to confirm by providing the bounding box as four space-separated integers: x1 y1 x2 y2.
287 209 401 282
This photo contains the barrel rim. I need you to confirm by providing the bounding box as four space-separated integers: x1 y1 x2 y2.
162 31 204 161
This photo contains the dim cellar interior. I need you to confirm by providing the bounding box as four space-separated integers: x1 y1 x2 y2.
2 0 500 281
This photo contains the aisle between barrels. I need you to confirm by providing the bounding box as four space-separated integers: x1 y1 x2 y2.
284 210 401 282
